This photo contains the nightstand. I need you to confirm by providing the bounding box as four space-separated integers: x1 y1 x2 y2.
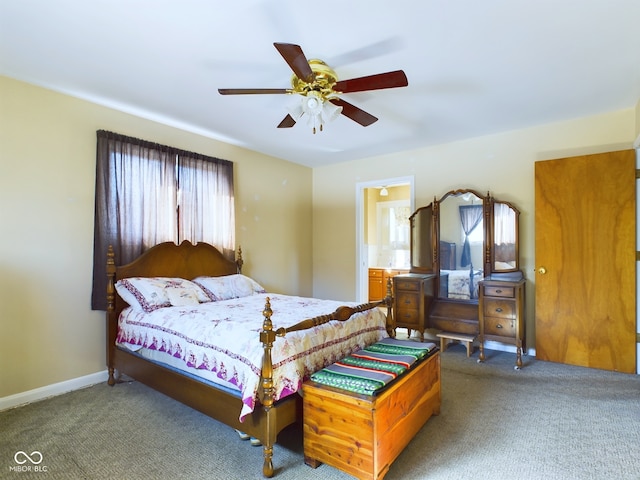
478 276 526 369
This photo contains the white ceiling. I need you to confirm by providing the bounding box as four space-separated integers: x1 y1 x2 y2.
2 0 639 168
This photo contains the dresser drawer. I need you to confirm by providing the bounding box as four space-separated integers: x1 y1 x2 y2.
392 274 433 342
397 292 420 309
483 285 515 298
478 277 525 369
395 279 421 291
369 269 383 278
396 308 420 326
484 317 516 337
483 299 515 319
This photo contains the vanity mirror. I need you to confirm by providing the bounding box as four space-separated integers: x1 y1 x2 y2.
406 189 521 336
437 189 489 301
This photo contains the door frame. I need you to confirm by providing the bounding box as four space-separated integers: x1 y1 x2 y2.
636 144 640 374
355 175 415 303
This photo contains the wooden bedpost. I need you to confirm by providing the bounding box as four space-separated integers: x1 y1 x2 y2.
385 277 396 338
259 297 276 478
236 246 243 273
106 246 117 386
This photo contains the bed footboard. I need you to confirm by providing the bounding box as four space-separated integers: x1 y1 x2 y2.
257 289 393 477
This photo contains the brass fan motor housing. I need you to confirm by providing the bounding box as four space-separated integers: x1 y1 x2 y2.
290 59 338 100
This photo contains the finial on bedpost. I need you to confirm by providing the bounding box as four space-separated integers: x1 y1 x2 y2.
236 245 244 273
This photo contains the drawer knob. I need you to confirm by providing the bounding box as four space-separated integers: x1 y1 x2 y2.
495 307 503 313
495 289 502 293
496 324 503 329
404 299 411 304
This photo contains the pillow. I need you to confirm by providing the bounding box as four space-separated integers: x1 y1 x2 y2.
115 277 209 312
165 286 201 307
161 277 210 304
193 274 266 302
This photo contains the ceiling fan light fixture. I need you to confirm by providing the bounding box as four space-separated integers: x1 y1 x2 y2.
287 100 304 121
321 99 342 123
288 91 343 134
302 91 324 116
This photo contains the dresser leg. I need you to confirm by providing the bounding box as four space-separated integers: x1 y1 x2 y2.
478 339 485 363
515 344 523 370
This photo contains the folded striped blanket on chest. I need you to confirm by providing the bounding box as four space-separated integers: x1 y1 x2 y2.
310 337 437 395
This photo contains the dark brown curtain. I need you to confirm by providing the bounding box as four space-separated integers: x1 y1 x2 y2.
91 130 234 310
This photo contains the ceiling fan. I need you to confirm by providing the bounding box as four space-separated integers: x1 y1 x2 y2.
218 42 408 133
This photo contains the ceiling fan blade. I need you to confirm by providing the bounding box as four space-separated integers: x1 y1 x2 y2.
327 37 404 68
218 88 290 95
329 98 378 126
333 70 408 94
273 43 315 83
277 114 296 128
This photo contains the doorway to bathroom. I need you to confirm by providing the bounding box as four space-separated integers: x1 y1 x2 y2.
355 176 414 303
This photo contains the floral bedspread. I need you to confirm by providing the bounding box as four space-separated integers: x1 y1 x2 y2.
447 270 472 299
116 293 388 421
445 269 483 299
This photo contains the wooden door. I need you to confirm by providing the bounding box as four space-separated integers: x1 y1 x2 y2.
535 150 636 373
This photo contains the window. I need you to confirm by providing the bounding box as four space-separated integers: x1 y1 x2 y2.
459 204 483 268
376 200 410 268
465 217 484 244
91 130 234 310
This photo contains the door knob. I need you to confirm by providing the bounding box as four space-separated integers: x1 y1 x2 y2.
537 267 547 275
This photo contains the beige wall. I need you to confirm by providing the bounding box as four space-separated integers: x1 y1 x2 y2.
2 74 637 399
0 76 312 398
312 107 638 349
636 98 640 141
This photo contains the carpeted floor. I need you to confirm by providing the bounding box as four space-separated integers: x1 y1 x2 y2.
2 345 639 480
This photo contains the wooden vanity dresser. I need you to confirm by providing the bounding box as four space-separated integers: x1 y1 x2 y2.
392 273 435 341
478 273 526 369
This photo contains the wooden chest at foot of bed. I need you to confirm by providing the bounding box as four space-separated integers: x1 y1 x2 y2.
302 351 441 480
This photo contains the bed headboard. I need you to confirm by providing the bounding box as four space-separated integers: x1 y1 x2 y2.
107 241 242 316
116 241 240 279
439 241 456 270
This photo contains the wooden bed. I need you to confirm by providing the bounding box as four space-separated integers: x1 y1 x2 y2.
105 241 393 477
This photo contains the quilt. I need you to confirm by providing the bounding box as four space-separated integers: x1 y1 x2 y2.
444 269 483 299
116 293 387 421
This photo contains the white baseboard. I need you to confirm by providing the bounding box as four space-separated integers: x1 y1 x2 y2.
401 327 536 357
483 339 536 357
0 370 109 412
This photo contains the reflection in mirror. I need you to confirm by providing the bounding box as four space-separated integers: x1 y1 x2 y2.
410 205 433 272
439 192 484 301
493 202 518 271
